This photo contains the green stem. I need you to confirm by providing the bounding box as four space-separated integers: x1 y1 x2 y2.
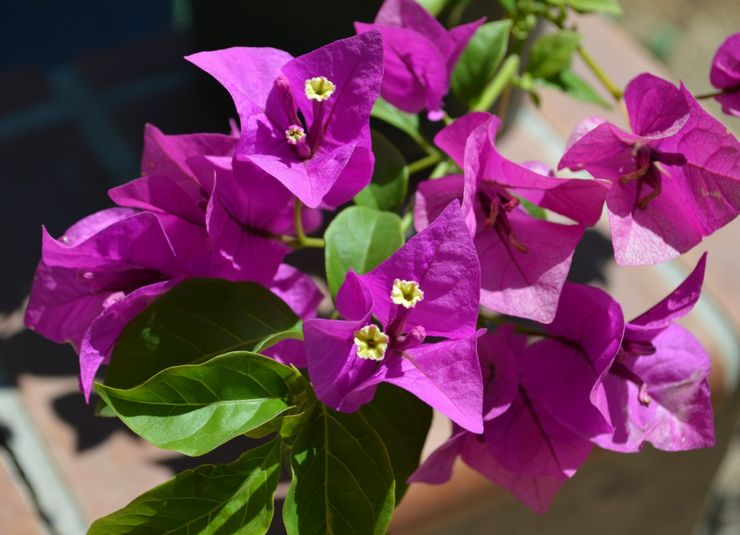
474 54 520 112
695 87 738 100
406 153 441 175
576 45 623 102
286 199 324 248
280 235 325 249
293 199 307 244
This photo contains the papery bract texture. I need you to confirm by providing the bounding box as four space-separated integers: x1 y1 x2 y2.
355 0 483 118
187 32 383 208
560 73 740 265
417 112 608 323
594 253 715 452
304 201 485 433
710 33 740 117
411 326 594 514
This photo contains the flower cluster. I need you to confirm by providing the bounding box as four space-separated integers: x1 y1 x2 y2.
24 0 739 527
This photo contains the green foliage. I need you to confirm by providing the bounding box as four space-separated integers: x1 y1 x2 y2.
324 206 404 296
354 131 409 212
452 20 512 107
104 279 298 389
96 352 303 456
527 30 581 80
88 439 282 535
566 0 622 15
371 97 421 143
283 405 396 535
550 68 610 107
359 385 433 504
416 0 451 16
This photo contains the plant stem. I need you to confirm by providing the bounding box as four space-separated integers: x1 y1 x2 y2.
293 198 307 244
576 45 623 102
474 54 520 112
406 153 441 175
286 199 324 248
694 87 738 100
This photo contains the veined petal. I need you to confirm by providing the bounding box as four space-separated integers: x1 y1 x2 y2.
414 174 465 232
595 324 714 452
385 335 484 433
361 201 480 338
606 167 704 265
185 47 293 124
78 280 175 400
627 253 707 339
476 212 584 324
408 431 467 485
624 73 690 138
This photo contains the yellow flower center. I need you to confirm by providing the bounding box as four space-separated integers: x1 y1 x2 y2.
353 324 389 361
305 76 336 102
285 124 306 144
390 279 424 309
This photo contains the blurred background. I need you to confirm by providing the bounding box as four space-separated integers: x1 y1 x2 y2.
0 1 738 534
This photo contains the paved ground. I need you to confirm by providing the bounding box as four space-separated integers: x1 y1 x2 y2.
0 3 738 534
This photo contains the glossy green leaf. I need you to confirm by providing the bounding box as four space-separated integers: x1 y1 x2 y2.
527 31 581 80
88 439 282 535
354 131 409 212
283 406 395 535
105 279 298 389
567 0 621 15
252 321 303 353
371 97 420 142
556 68 611 107
359 384 432 504
96 352 303 456
452 20 512 107
416 0 451 16
325 206 404 296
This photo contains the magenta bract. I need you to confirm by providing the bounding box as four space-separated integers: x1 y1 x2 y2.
416 112 608 323
560 73 740 265
303 202 485 433
355 0 483 119
710 33 740 117
186 32 383 208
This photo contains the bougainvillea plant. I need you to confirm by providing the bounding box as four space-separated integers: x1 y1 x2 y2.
25 0 739 532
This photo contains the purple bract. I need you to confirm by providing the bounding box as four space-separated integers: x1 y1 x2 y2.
355 0 483 119
303 201 485 433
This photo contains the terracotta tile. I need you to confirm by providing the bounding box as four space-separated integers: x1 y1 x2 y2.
16 375 174 523
0 456 44 535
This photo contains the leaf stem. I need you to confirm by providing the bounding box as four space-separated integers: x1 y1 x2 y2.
576 45 623 102
694 87 738 100
293 199 307 244
474 54 520 112
284 199 324 248
406 153 442 175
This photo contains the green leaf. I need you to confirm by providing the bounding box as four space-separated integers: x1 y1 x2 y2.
416 0 451 16
452 20 512 107
371 97 420 143
324 206 404 296
556 68 611 107
354 131 409 212
96 352 303 456
283 406 395 535
105 279 298 389
89 439 282 535
359 384 432 504
252 321 303 353
498 0 516 14
566 0 622 15
527 31 581 80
